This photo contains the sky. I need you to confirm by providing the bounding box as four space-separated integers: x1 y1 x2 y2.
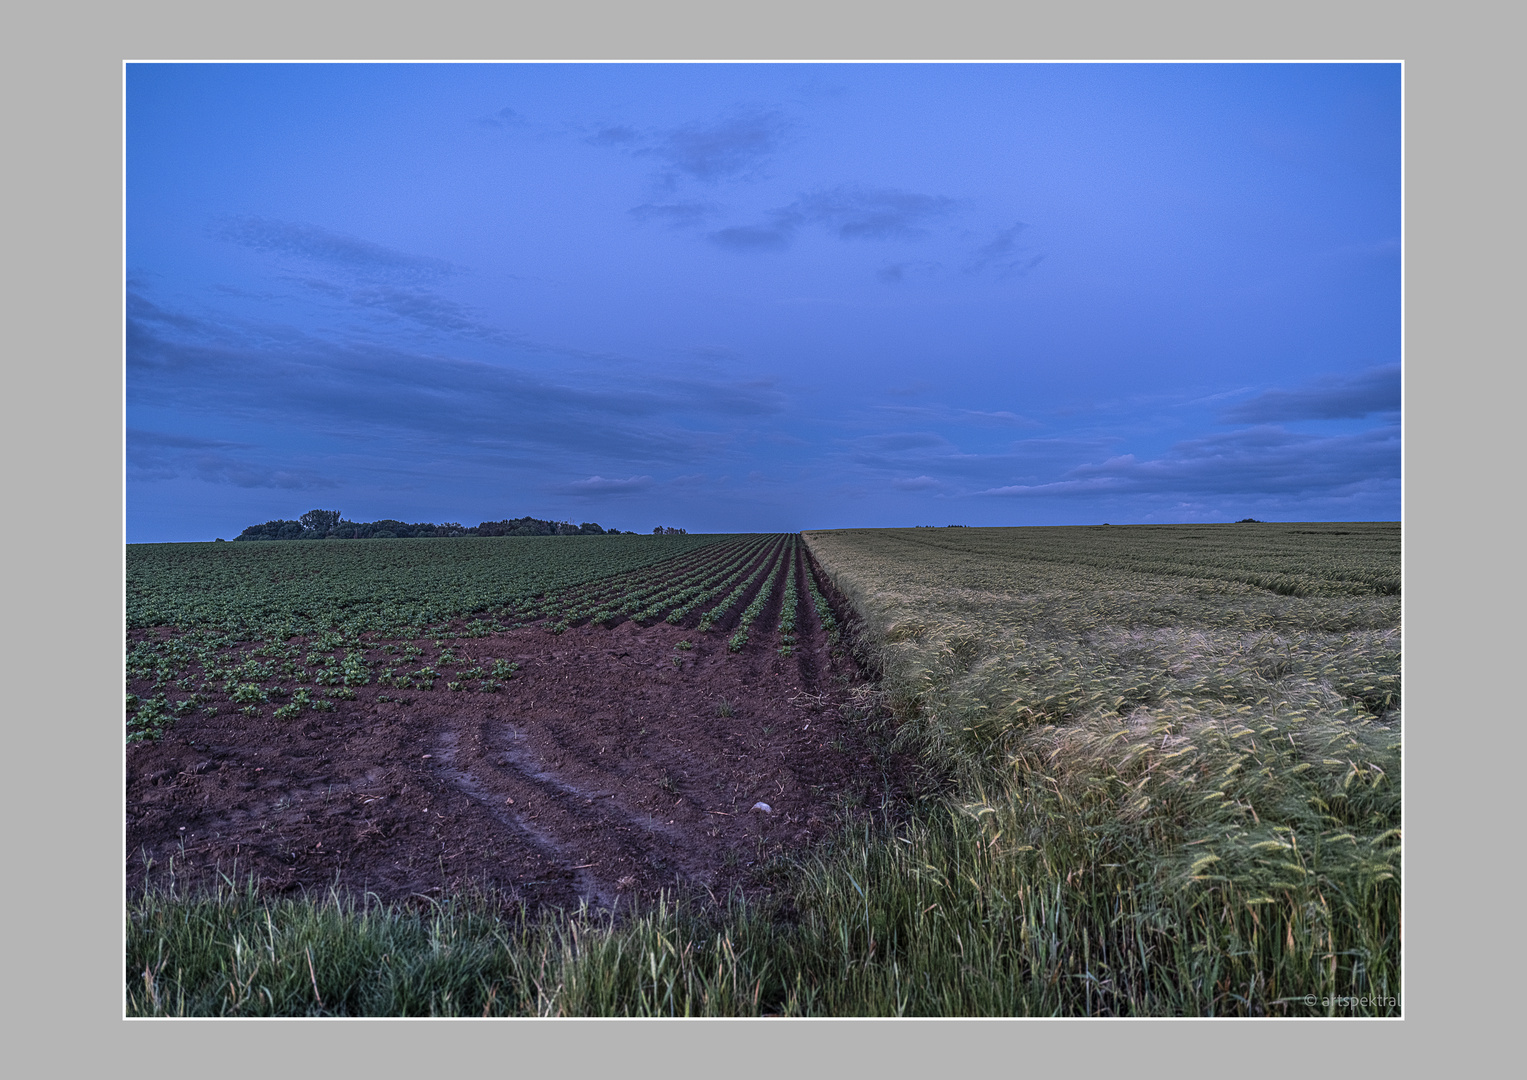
125 63 1401 542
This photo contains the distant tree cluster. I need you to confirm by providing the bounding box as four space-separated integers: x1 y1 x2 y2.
474 518 610 537
652 526 687 535
232 510 623 541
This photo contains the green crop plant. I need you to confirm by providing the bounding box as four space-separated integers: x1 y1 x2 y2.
666 536 775 624
728 543 787 652
491 660 520 679
230 683 267 704
699 536 787 633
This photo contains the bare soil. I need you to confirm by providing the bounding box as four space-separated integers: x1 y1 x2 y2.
126 561 910 915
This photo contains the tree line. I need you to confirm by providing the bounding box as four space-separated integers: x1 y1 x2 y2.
231 510 628 541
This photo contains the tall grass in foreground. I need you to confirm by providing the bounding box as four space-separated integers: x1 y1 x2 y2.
129 769 1395 1019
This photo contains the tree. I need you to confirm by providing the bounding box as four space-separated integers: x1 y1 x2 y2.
301 509 342 533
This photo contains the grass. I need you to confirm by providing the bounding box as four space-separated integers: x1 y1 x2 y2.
125 523 1400 1016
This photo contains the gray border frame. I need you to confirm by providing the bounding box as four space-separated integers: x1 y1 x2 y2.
9 0 1500 1067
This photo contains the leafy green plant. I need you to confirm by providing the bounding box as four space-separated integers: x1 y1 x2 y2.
230 683 267 704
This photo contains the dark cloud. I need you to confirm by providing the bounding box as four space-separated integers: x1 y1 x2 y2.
212 216 454 281
966 222 1045 277
1220 365 1400 423
709 186 957 253
288 279 627 361
126 294 786 474
478 106 530 129
628 201 721 229
977 424 1399 501
641 109 790 183
127 428 335 490
708 223 795 251
125 291 206 333
343 285 486 336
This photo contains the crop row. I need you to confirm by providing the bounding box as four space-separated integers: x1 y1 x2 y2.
579 536 771 626
775 540 801 656
128 533 741 638
697 536 788 632
618 537 776 626
527 536 762 632
803 553 840 645
728 538 792 652
124 533 828 740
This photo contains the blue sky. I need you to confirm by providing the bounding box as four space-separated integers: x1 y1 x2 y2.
126 63 1400 541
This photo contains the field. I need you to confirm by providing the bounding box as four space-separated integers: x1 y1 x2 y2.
126 524 1400 1016
126 533 903 910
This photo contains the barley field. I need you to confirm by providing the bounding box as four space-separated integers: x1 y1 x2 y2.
802 522 1400 1015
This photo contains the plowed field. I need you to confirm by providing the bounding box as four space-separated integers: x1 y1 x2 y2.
126 543 908 912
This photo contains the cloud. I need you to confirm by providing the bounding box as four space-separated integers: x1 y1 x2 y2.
341 284 486 336
126 292 787 474
127 428 336 490
976 424 1399 501
1220 365 1400 423
478 106 530 130
552 475 655 495
629 201 720 229
892 475 943 492
709 223 796 251
213 216 454 281
966 222 1045 277
640 109 791 184
708 185 958 253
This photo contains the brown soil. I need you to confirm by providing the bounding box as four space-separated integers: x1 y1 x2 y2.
126 561 909 915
